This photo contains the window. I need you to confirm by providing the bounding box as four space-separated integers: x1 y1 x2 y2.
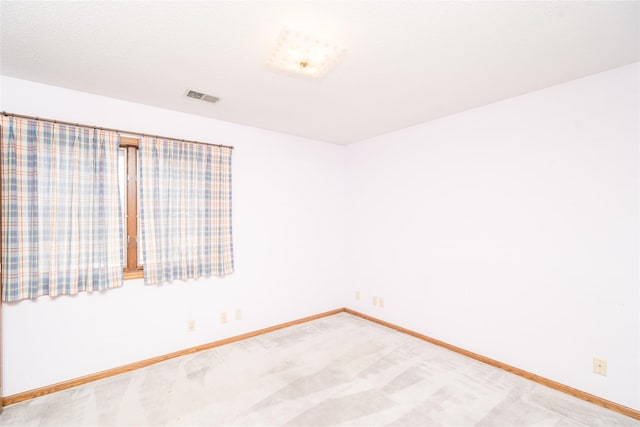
2 114 234 300
119 136 143 279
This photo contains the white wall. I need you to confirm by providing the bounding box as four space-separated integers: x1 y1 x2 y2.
345 63 639 410
0 76 346 396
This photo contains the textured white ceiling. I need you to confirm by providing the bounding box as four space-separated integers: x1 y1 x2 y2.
1 1 638 144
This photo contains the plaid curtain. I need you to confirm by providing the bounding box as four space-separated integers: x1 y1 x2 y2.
139 137 234 285
1 117 124 302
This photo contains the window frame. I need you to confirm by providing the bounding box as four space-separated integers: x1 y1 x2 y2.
120 136 144 279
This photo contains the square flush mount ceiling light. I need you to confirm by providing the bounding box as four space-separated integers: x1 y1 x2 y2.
267 28 346 78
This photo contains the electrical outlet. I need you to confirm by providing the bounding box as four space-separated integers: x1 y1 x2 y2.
235 309 242 321
187 319 195 333
355 291 360 301
372 296 378 306
378 297 385 308
593 358 607 376
220 312 228 324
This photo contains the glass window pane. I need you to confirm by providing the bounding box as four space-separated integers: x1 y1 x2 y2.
118 148 127 266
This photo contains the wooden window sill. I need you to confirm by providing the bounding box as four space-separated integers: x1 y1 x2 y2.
124 270 144 280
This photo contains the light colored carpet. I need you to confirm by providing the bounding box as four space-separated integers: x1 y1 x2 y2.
0 312 637 426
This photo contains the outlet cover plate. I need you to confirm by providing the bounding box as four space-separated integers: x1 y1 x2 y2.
593 358 607 376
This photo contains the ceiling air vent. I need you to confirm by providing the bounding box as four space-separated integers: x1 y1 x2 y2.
186 90 220 103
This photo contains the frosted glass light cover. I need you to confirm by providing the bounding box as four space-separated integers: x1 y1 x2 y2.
267 28 346 78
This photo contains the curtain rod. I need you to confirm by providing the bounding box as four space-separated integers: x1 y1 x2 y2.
1 111 234 150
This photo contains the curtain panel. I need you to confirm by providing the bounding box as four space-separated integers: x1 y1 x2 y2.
138 137 234 285
1 117 124 302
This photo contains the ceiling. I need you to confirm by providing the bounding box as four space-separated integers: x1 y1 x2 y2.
1 1 638 145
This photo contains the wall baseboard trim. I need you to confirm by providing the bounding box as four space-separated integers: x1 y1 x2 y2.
4 307 639 421
344 308 640 421
2 308 343 407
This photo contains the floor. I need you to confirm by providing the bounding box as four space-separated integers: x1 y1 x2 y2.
0 313 637 426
